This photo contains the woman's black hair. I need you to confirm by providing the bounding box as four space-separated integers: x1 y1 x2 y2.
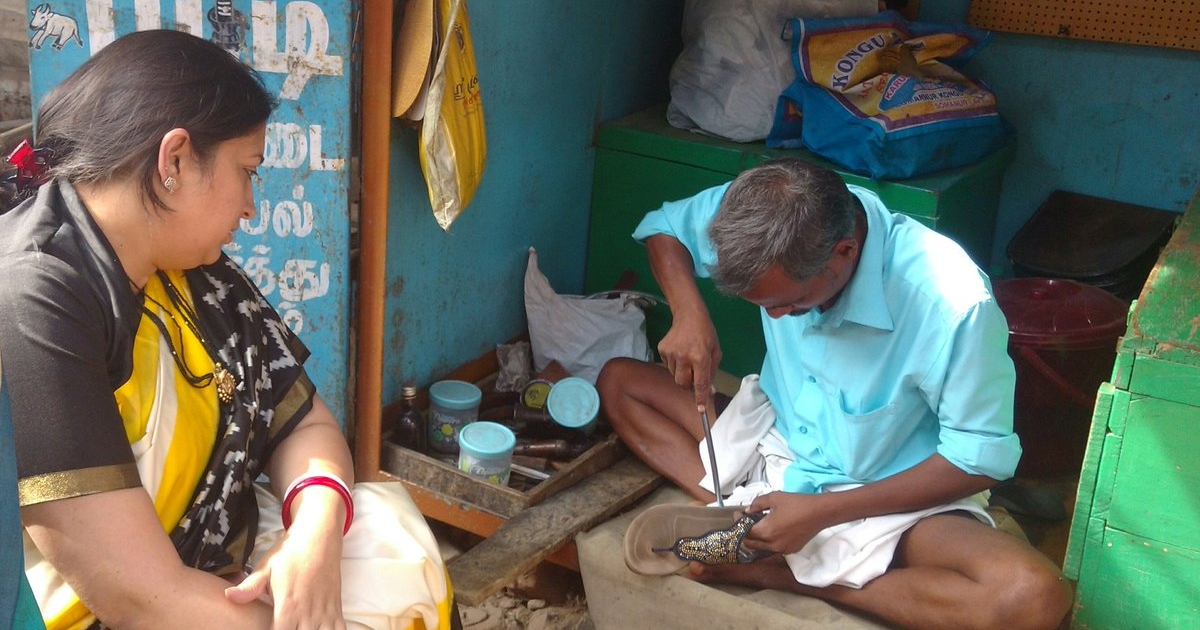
33 29 276 211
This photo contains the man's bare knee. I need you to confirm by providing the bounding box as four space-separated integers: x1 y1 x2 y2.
596 357 643 400
983 557 1074 630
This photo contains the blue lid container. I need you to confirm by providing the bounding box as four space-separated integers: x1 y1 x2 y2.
458 421 516 459
546 377 600 432
429 380 482 410
427 380 484 454
458 421 517 485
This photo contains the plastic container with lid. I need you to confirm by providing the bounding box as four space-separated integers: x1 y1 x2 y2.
457 421 516 484
427 380 482 454
546 377 600 433
994 278 1130 478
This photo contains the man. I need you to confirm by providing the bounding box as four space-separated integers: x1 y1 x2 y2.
597 159 1072 630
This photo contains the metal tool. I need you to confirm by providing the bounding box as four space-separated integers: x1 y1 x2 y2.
509 462 551 481
698 403 724 507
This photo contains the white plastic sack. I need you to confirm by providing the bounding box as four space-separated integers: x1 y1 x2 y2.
667 0 877 142
523 248 652 384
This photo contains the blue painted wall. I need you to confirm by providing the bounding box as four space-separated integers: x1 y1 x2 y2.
922 2 1200 270
382 0 683 399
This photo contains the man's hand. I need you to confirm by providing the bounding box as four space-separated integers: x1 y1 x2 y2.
740 456 1001 555
644 234 722 405
741 492 836 555
658 309 722 405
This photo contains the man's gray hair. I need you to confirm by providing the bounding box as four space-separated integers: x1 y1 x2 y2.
708 159 858 295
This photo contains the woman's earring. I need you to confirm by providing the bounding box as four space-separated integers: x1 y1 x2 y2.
163 176 178 194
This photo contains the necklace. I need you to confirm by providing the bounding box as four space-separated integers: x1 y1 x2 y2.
139 272 238 404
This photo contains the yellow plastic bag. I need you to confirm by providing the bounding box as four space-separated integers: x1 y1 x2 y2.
418 0 486 231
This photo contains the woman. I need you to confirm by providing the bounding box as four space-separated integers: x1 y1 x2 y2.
0 29 453 630
0 352 46 629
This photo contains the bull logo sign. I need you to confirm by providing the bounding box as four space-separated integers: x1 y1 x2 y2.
28 4 83 50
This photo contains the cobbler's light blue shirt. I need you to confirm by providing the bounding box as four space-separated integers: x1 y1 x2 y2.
633 183 1021 493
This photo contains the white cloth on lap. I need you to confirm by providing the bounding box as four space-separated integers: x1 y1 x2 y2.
697 375 993 589
253 482 449 630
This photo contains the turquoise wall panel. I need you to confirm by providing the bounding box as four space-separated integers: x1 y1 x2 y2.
922 3 1200 270
381 0 684 397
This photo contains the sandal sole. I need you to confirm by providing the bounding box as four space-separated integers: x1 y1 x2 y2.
623 503 747 576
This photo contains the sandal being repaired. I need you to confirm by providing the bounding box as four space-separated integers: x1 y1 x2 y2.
624 504 772 575
654 511 771 565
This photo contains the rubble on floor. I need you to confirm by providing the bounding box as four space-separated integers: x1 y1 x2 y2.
435 522 594 630
458 589 591 630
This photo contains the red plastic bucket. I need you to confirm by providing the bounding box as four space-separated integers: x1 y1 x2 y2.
994 278 1129 478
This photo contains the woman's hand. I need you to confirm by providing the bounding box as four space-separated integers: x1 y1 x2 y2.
225 511 346 630
243 395 356 629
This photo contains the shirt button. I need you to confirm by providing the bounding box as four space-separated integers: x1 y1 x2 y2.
799 426 809 434
807 376 816 383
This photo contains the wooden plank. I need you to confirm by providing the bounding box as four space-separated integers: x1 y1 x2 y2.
1130 189 1200 360
1106 396 1200 546
522 433 623 505
447 456 663 606
1073 527 1200 628
1128 355 1200 407
1064 383 1115 578
382 441 528 518
967 0 1200 51
395 476 508 538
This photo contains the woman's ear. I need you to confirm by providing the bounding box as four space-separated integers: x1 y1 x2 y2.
157 128 192 187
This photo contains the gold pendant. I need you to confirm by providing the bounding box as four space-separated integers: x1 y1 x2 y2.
213 364 237 404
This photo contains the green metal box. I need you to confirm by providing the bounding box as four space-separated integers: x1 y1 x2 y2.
584 106 1013 376
1064 190 1197 629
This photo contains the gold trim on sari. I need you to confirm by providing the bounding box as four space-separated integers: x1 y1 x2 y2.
17 464 141 507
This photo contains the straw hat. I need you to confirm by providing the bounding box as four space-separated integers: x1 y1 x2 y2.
391 0 435 118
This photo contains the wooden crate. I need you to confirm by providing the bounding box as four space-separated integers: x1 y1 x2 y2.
380 432 624 519
375 344 666 605
1064 189 1200 628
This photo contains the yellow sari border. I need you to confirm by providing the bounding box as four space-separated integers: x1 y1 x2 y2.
18 463 141 507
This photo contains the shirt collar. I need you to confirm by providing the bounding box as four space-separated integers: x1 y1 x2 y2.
818 188 894 331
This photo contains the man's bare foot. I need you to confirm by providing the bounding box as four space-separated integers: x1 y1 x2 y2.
684 555 795 591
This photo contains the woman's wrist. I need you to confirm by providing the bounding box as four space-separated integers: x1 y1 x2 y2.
281 473 354 535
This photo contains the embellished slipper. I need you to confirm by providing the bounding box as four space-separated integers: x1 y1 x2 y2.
623 503 771 576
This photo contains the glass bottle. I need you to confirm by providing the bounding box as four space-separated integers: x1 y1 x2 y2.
392 385 426 453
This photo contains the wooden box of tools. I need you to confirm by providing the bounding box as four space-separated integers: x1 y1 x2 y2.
379 358 624 519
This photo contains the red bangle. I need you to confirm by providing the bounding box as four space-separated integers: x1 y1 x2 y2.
281 474 354 535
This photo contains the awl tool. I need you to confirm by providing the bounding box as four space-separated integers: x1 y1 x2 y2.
698 402 724 507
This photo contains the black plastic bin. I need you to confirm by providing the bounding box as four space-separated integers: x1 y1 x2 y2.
1007 191 1177 301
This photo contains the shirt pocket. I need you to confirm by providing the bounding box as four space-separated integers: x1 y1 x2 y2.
830 394 905 481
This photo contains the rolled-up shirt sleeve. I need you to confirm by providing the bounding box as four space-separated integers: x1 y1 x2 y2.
631 183 730 279
928 299 1023 480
